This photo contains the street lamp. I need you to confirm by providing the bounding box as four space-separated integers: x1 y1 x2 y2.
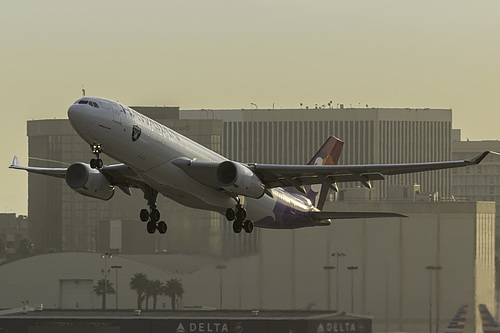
426 266 442 333
111 265 122 309
215 265 226 309
323 265 335 311
332 252 346 310
347 266 358 313
100 253 112 309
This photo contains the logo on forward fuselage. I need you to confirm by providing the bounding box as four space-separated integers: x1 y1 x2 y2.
132 125 141 142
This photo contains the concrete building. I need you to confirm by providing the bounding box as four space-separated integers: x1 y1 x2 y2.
0 213 29 263
26 105 453 255
183 106 453 198
0 200 494 333
451 130 500 251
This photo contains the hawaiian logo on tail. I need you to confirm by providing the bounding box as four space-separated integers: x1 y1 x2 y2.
305 136 344 209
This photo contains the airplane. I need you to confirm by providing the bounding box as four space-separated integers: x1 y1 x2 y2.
440 304 468 333
9 97 493 235
479 304 500 333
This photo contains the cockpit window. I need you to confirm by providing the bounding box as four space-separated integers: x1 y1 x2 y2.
78 100 89 104
90 101 99 108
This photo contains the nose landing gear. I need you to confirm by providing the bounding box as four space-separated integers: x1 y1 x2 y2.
90 142 104 169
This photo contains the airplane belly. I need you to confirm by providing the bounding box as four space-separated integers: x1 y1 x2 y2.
142 161 234 209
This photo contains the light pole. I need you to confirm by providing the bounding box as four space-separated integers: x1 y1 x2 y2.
332 252 346 311
323 265 335 311
426 266 442 333
111 265 122 309
101 253 112 309
347 266 358 313
215 265 226 309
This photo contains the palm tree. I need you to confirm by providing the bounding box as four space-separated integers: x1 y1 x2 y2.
148 280 164 310
93 278 115 309
163 278 184 310
144 279 153 310
129 273 148 310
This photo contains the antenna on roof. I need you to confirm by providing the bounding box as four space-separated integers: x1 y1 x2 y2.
82 84 86 97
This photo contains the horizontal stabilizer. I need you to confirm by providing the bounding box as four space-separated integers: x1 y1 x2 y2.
311 211 407 220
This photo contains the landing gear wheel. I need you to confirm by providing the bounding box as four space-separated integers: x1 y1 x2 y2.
147 221 156 234
232 220 242 233
96 159 103 169
243 220 254 233
157 221 167 234
140 209 149 222
226 208 236 221
150 209 160 223
90 159 97 169
236 208 247 221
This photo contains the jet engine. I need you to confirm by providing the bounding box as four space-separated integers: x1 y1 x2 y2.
65 163 115 200
216 161 265 199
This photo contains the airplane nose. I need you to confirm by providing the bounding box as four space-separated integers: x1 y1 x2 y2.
67 104 90 135
68 103 82 118
68 104 88 124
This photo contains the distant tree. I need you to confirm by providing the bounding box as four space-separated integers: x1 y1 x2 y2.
149 280 164 310
93 278 115 309
144 279 153 310
129 273 148 310
163 278 184 310
19 238 34 257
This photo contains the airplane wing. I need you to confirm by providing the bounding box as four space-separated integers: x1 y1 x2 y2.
9 156 67 179
249 151 492 189
9 156 142 193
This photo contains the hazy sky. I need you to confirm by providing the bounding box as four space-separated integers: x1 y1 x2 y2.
2 0 500 214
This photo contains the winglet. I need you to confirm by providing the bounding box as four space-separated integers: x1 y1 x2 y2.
10 156 20 168
468 151 490 165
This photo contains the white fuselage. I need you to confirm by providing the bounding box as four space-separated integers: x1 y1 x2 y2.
67 97 316 228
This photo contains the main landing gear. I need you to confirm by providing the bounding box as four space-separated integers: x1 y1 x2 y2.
90 142 104 169
140 187 167 234
226 200 254 234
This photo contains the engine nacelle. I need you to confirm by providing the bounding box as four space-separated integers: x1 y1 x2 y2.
65 163 115 201
216 161 265 199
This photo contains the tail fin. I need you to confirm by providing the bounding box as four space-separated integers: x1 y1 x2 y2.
307 136 344 166
305 136 344 209
440 305 468 333
479 304 500 332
